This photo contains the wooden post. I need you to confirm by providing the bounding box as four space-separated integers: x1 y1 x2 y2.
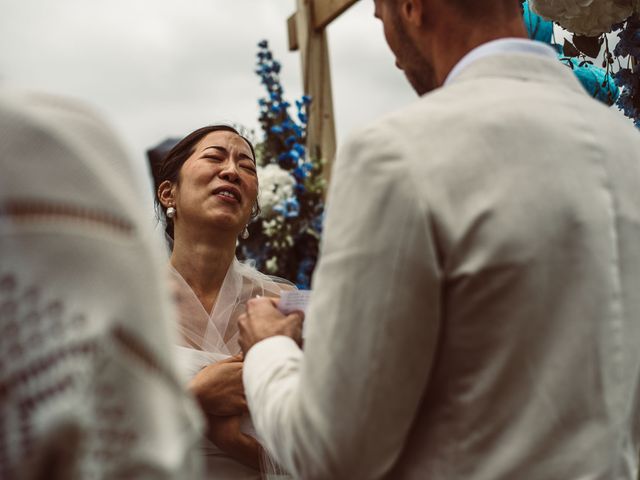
313 0 359 30
291 0 336 183
287 0 359 184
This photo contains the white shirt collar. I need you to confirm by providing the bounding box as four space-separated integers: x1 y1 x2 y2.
444 38 558 86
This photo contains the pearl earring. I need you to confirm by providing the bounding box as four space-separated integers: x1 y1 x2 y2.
241 226 250 239
166 206 176 219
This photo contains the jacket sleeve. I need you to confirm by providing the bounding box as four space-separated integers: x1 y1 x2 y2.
244 122 442 479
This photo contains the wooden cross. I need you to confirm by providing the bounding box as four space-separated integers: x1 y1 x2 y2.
287 0 359 183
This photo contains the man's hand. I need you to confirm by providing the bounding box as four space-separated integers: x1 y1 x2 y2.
238 297 304 356
189 355 247 417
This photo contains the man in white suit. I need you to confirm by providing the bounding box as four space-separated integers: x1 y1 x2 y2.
238 0 640 478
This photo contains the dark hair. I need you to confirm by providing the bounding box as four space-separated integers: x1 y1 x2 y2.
148 124 260 239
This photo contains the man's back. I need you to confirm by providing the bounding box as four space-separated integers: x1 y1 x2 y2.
387 52 640 479
240 44 640 480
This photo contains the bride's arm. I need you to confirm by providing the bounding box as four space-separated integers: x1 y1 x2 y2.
189 357 263 470
206 415 262 470
189 355 247 417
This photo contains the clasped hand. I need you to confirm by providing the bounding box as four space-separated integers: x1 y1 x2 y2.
189 355 246 417
189 355 262 469
188 297 304 470
238 296 304 356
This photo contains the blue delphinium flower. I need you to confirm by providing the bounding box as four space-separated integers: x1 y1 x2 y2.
296 257 315 289
293 143 306 157
293 162 313 181
285 135 297 147
245 39 324 285
274 197 300 218
613 16 640 126
312 212 325 234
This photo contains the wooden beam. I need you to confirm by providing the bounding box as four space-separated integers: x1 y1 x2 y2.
287 13 299 51
313 0 359 31
295 0 337 183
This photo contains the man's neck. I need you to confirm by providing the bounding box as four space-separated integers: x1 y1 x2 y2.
431 17 528 87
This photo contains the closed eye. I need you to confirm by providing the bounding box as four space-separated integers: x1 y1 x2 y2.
240 162 257 173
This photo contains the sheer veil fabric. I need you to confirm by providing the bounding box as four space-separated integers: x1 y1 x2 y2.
170 256 294 479
173 258 292 357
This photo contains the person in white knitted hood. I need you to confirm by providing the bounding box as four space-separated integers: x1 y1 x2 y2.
0 89 203 479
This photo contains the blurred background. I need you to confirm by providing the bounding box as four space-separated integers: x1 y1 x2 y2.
0 0 415 196
2 0 636 286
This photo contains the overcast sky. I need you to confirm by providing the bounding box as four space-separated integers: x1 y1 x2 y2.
0 0 415 190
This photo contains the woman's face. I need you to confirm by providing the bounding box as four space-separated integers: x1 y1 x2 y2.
174 130 258 235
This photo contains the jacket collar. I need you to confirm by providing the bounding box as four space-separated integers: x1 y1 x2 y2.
445 38 557 85
444 40 585 96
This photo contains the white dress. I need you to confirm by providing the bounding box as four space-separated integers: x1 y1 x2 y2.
170 259 293 479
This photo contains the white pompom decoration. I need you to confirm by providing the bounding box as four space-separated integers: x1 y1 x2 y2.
529 0 635 36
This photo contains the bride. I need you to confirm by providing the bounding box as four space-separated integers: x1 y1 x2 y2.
154 125 292 479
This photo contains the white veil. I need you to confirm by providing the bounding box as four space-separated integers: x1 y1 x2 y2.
172 258 293 357
169 254 294 479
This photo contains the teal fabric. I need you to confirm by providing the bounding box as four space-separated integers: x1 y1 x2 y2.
521 0 619 104
563 57 620 103
523 1 554 44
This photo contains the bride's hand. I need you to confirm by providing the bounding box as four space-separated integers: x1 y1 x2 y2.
189 355 247 417
206 414 262 470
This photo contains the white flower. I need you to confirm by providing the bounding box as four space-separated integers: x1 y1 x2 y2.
257 164 296 218
266 256 278 273
262 217 283 237
530 0 634 36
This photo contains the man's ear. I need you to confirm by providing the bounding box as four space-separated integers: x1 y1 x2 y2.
157 180 176 208
400 0 425 27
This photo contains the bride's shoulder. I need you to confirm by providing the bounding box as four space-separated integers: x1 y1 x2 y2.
246 274 297 298
236 258 296 289
267 275 296 291
236 265 297 300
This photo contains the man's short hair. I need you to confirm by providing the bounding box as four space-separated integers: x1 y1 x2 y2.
448 0 522 17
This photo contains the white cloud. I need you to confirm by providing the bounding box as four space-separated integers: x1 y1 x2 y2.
1 0 412 153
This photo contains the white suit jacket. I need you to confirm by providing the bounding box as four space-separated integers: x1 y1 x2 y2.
244 50 640 480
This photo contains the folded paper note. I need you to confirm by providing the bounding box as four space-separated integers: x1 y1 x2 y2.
278 290 311 315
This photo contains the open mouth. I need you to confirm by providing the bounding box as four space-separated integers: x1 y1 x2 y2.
212 186 242 203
